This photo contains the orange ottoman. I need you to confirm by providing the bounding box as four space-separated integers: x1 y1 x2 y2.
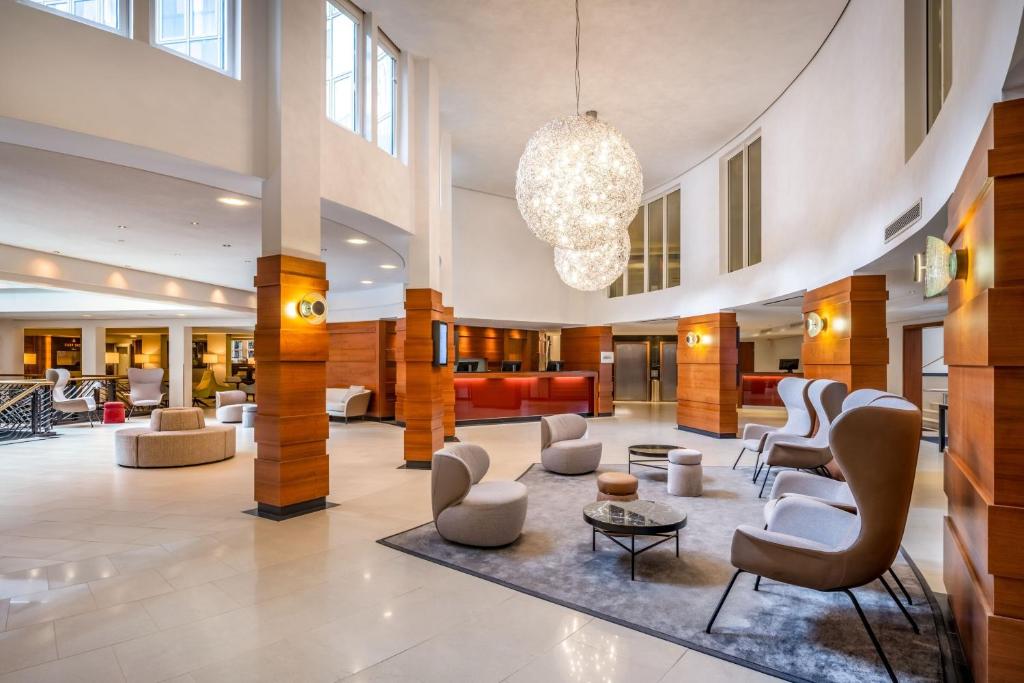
597 472 639 502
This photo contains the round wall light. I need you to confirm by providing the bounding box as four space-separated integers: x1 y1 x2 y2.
297 292 328 324
805 312 826 338
685 331 701 347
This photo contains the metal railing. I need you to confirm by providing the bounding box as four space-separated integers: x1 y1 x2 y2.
0 375 140 442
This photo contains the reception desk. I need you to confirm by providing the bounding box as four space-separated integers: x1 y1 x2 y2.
454 371 597 423
740 372 803 406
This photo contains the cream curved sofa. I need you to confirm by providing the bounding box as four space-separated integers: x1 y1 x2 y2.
115 407 235 468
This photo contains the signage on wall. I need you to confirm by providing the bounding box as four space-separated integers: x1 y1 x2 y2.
600 351 615 364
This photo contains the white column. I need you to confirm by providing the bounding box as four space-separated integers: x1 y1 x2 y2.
168 323 193 408
261 0 323 259
80 324 106 376
0 321 25 375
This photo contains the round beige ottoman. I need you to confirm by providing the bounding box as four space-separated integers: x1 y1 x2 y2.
667 448 703 497
597 472 639 502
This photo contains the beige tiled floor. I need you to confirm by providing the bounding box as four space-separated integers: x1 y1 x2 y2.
0 403 945 682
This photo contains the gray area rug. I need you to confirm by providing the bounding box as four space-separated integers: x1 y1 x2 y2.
380 464 946 683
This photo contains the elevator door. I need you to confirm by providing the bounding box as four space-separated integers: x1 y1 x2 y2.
614 342 649 401
660 342 678 401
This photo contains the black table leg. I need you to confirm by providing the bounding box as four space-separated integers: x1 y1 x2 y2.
631 535 635 580
675 530 679 557
592 527 595 551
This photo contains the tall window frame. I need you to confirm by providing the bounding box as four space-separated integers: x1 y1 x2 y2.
722 135 762 274
326 0 364 134
609 187 682 298
22 0 131 37
151 0 240 77
904 0 952 158
375 31 399 156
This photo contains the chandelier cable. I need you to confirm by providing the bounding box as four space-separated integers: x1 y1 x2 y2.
574 0 581 115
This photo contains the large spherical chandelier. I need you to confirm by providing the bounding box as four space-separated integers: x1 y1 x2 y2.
554 231 630 291
514 0 642 290
516 112 642 251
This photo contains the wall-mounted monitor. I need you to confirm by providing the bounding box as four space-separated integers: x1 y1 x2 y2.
500 360 522 372
779 358 800 373
456 361 475 373
432 320 448 366
546 361 564 372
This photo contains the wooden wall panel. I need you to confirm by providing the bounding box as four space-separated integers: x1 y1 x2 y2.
325 320 395 419
676 312 738 437
800 275 888 391
561 326 614 415
943 97 1024 682
253 254 330 515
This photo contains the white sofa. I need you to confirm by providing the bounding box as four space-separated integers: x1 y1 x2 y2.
326 386 372 422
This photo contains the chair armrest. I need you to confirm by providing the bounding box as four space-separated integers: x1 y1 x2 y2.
769 470 846 502
765 441 831 469
741 423 775 441
768 496 857 548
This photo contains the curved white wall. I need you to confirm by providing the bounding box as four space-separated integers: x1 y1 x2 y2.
450 0 1024 326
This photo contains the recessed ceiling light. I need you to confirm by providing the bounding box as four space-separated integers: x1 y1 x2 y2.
217 197 248 206
52 250 61 255
379 264 398 270
347 238 369 245
117 239 125 243
190 221 199 226
177 313 186 317
116 224 127 230
243 259 253 263
360 280 373 285
82 314 92 318
222 244 232 248
321 248 328 253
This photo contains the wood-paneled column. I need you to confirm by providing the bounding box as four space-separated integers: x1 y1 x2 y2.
442 306 456 440
801 275 889 391
676 313 738 438
402 289 445 467
253 256 330 518
943 98 1024 683
395 317 406 424
560 326 614 416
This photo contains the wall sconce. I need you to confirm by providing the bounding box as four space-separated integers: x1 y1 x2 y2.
297 292 328 324
913 235 968 298
804 312 826 338
23 352 37 365
685 331 700 347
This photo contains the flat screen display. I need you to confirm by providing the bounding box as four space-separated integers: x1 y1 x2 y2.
433 320 449 366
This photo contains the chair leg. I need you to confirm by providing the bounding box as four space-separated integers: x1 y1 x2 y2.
87 411 95 427
127 405 134 420
842 589 897 683
706 569 744 634
752 458 763 482
888 567 912 605
879 575 919 634
754 575 762 591
732 447 747 470
758 466 773 497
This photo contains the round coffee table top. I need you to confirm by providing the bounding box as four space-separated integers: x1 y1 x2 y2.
583 500 687 535
628 444 684 457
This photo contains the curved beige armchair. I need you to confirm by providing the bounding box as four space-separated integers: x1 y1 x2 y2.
540 413 602 475
215 390 247 423
326 386 372 422
755 379 847 496
432 443 528 547
115 407 235 468
707 397 922 682
127 368 164 419
46 368 98 426
734 377 813 470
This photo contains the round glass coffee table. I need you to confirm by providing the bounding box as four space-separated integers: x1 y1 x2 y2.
628 444 684 473
583 500 687 580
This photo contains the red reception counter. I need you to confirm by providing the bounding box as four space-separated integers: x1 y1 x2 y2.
741 372 803 406
454 371 597 423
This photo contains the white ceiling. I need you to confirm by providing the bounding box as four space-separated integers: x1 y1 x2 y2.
0 143 406 293
361 0 848 196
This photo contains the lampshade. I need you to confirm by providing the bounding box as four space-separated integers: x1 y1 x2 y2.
247 356 256 365
135 354 151 364
203 353 218 364
23 352 37 365
105 352 119 364
516 112 642 251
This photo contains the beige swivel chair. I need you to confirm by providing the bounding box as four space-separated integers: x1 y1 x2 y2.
765 391 912 602
431 443 528 547
755 379 847 496
46 368 98 426
215 390 247 423
706 397 922 682
540 413 602 475
325 386 372 422
127 368 164 419
734 377 814 470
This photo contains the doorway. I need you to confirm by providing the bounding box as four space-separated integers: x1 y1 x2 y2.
659 342 677 401
613 342 649 401
902 321 945 437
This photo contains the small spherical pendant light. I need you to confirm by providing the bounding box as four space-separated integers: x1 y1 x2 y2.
553 231 630 291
